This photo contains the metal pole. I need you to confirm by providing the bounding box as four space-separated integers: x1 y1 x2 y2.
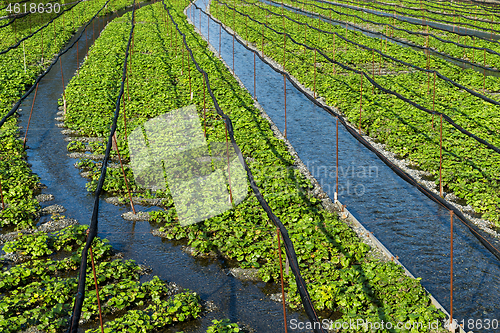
41 27 44 64
233 5 235 74
76 40 79 74
86 21 88 55
385 25 388 53
262 15 267 56
60 57 66 114
304 23 307 55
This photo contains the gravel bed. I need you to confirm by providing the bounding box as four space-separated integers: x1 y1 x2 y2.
35 194 55 203
64 136 106 143
39 204 66 215
105 196 167 207
121 211 150 221
227 267 261 281
0 218 77 245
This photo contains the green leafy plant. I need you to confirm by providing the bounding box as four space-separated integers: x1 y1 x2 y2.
207 319 241 333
